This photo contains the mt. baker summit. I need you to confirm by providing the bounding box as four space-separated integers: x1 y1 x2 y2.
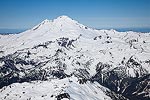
32 15 84 31
0 16 150 100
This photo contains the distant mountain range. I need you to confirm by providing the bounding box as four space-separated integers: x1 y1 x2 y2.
0 28 150 35
0 15 150 100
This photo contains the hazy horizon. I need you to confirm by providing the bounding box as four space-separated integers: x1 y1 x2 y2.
0 27 150 34
0 0 150 29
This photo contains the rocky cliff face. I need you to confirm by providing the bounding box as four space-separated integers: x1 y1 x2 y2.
0 16 150 100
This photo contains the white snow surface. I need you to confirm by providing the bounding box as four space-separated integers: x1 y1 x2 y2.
0 15 150 99
1 16 150 76
0 76 111 100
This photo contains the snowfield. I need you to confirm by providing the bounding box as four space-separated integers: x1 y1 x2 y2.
0 16 149 100
0 76 112 100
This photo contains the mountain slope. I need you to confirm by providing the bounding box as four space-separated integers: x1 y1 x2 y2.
0 16 150 100
0 77 115 100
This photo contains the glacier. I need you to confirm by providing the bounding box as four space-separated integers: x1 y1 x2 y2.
0 15 150 100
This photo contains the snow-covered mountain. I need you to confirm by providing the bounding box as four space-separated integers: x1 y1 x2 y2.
0 15 150 100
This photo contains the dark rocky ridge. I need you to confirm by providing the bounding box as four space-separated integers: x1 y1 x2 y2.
0 40 149 100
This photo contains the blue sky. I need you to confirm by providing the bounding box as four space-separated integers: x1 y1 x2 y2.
0 0 150 29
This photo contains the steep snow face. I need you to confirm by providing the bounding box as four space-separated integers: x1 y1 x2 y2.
0 16 100 55
29 15 94 36
0 77 112 100
0 16 150 100
31 15 84 33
